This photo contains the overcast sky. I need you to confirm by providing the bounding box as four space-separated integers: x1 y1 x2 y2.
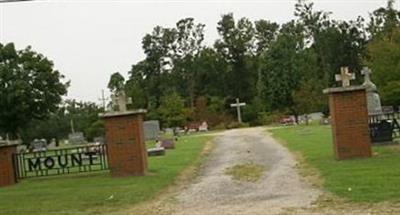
0 0 397 105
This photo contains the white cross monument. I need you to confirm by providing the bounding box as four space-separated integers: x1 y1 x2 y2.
230 98 246 123
335 67 355 87
110 90 132 112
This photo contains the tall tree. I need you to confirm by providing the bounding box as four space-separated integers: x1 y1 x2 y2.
215 13 256 101
0 43 68 138
107 72 125 93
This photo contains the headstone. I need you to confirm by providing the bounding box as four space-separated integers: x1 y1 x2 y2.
198 121 208 132
30 139 47 152
68 132 85 145
147 147 166 156
361 67 383 115
382 106 394 114
94 137 105 144
47 138 57 149
160 139 175 149
143 120 160 140
370 120 393 143
165 128 174 136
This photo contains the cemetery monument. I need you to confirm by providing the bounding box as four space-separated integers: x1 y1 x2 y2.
230 98 246 123
361 67 383 115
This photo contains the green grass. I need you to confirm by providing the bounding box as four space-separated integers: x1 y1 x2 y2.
271 125 400 202
225 163 265 182
0 135 212 215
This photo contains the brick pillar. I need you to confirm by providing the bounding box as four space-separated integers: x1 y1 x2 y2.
323 86 372 160
101 110 148 177
0 144 18 187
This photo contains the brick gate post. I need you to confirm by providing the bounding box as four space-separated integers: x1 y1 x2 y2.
0 143 18 187
101 110 148 177
323 86 372 160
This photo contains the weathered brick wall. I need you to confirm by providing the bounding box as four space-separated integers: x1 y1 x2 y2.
329 89 372 160
104 113 148 176
0 145 17 187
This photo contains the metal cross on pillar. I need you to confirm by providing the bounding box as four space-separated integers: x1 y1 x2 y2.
230 98 246 123
335 67 355 87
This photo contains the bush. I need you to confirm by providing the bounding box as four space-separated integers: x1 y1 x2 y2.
213 123 227 130
258 112 286 125
226 122 250 129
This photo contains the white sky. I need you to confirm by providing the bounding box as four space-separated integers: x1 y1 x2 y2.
0 0 397 105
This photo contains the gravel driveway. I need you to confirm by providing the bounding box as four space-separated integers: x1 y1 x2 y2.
174 127 321 215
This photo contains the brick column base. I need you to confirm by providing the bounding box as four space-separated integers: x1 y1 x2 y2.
324 86 372 160
101 110 148 177
0 144 18 187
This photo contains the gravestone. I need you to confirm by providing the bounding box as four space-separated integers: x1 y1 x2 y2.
160 139 175 149
382 106 394 114
68 132 85 145
324 67 372 160
30 139 47 152
370 120 393 143
147 147 165 156
361 67 383 115
199 121 208 132
143 120 160 140
165 128 174 135
47 138 57 149
94 137 105 144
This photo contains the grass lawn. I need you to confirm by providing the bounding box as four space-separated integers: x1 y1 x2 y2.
0 135 212 215
271 125 400 202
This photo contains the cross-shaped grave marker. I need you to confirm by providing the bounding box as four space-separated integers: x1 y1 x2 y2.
335 67 355 87
110 90 132 112
361 67 372 83
230 98 246 123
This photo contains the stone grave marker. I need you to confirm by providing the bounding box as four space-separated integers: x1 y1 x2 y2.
144 120 160 140
147 147 166 156
382 106 394 114
160 139 175 149
47 138 57 149
30 139 47 152
361 67 383 115
68 132 85 145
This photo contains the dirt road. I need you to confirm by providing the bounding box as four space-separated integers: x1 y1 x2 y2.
174 127 320 215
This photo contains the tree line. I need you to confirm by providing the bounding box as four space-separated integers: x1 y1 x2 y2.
109 0 400 128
